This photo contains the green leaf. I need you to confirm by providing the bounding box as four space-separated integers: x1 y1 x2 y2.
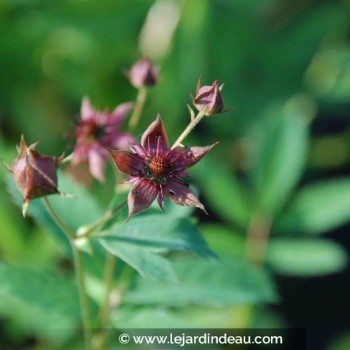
250 97 313 215
6 173 71 253
276 178 350 235
124 257 278 307
267 238 348 276
0 263 80 337
6 171 103 252
98 214 215 258
99 239 177 283
112 306 195 329
0 188 27 260
199 224 245 258
194 159 251 228
47 171 103 232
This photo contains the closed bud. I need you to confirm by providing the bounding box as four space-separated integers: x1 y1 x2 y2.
191 76 224 116
128 57 158 88
11 135 64 217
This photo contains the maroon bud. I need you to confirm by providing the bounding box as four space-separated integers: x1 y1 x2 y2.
128 57 158 88
191 76 224 116
11 135 64 217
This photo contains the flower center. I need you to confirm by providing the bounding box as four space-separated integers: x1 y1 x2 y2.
79 121 104 141
145 154 172 184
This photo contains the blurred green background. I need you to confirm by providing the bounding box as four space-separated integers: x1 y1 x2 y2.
1 0 350 349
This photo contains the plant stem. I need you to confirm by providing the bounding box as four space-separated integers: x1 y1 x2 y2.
78 200 127 238
43 197 93 350
96 253 117 350
128 88 148 131
43 197 75 239
99 253 116 325
72 241 93 350
171 111 205 149
244 212 272 267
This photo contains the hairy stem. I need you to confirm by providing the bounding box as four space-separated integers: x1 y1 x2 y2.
171 111 205 149
128 87 148 131
43 197 92 350
244 212 272 267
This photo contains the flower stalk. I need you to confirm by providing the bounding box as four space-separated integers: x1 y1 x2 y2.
244 212 272 267
171 111 205 149
72 242 93 350
128 87 148 131
77 200 127 239
43 197 92 350
96 253 117 350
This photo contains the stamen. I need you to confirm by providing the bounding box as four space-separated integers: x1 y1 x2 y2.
147 154 172 179
156 136 161 156
147 137 151 154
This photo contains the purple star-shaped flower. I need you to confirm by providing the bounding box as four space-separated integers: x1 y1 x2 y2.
72 97 134 182
110 115 217 221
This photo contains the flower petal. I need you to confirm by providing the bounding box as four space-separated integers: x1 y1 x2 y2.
157 186 165 211
196 75 202 95
72 141 90 163
128 57 158 88
102 102 133 128
174 143 218 171
109 150 144 176
164 181 206 213
130 144 147 157
27 152 59 194
141 115 168 153
127 178 157 221
81 97 96 121
88 147 108 183
194 80 224 115
97 102 133 130
107 132 134 149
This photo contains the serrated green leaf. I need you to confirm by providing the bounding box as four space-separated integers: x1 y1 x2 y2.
267 238 348 276
250 97 313 215
98 214 215 258
99 239 177 283
124 258 278 307
276 179 350 235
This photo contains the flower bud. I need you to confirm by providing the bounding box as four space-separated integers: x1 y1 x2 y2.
11 135 64 217
128 57 158 88
192 76 224 116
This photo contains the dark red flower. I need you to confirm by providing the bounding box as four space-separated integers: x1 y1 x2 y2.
11 135 64 217
191 76 224 116
110 116 217 221
72 97 134 182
